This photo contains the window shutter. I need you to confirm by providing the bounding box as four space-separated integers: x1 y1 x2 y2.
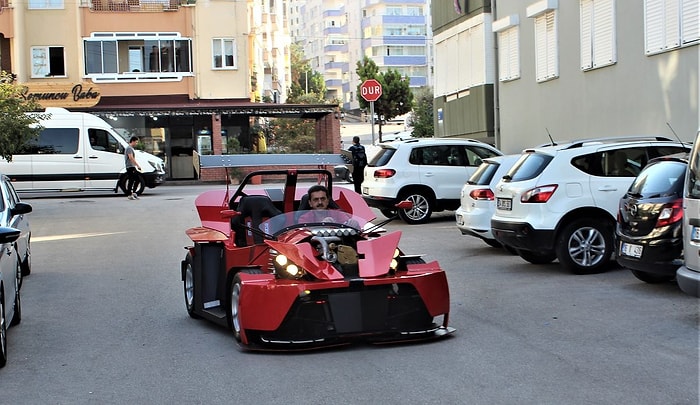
592 0 616 67
681 0 699 44
580 0 593 70
645 0 665 54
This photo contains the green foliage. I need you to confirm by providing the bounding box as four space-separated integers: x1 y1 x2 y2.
268 118 316 153
0 71 46 162
287 43 327 103
409 86 434 138
355 57 413 137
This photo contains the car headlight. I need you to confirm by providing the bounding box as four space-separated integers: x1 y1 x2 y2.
273 253 306 280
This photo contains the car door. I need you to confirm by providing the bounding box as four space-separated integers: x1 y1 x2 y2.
31 127 86 191
588 146 648 217
84 128 126 190
1 178 29 267
417 145 470 200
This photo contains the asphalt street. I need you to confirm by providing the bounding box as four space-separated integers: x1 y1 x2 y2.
0 184 697 405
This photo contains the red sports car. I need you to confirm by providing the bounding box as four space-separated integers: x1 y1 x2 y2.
182 169 454 349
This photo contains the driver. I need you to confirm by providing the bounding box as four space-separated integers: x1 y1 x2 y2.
298 185 351 224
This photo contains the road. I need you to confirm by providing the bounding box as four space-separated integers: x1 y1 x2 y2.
0 185 697 404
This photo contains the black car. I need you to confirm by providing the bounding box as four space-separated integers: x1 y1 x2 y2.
616 154 688 283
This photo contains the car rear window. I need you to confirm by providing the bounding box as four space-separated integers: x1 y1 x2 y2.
504 153 553 182
468 161 500 185
628 160 686 197
368 147 395 167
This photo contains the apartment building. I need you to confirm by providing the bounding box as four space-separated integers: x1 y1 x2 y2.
290 0 432 113
0 0 339 180
432 0 699 152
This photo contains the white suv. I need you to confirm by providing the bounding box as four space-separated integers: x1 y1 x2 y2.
361 138 502 224
490 136 690 274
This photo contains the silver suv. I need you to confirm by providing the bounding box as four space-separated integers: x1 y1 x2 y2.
361 138 502 224
491 136 690 274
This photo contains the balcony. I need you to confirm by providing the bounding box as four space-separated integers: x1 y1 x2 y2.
90 0 186 12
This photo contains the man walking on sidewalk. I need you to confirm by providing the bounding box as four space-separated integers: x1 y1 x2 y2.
125 136 142 200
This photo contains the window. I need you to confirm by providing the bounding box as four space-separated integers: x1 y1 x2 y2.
644 0 699 55
31 46 66 78
19 128 79 155
84 34 192 79
580 0 616 70
88 129 123 154
494 15 521 82
213 38 236 69
28 0 63 9
532 10 558 82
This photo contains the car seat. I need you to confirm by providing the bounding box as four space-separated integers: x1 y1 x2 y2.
232 195 282 247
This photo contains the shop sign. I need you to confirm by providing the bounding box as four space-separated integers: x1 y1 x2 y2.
20 82 101 108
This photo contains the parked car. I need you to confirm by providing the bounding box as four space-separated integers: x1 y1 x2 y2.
362 138 502 224
0 226 22 368
491 136 690 274
1 176 32 284
616 154 687 283
182 168 454 349
677 131 700 297
455 154 520 248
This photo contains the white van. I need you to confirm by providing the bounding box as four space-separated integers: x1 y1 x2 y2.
2 108 165 195
676 131 700 297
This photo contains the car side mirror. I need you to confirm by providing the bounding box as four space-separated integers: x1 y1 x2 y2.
220 209 240 219
395 200 413 210
10 202 32 216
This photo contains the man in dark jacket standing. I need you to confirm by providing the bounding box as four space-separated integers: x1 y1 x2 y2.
348 136 366 194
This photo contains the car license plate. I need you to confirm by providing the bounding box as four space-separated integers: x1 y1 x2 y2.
456 214 464 226
620 242 643 259
497 198 512 211
692 226 700 242
362 187 368 194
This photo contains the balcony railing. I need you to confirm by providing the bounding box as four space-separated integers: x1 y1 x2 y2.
90 0 188 12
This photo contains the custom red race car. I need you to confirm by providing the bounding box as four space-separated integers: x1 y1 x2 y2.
182 168 454 349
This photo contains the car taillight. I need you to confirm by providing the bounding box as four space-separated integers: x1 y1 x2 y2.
374 168 396 178
655 199 684 228
469 188 495 201
521 185 558 203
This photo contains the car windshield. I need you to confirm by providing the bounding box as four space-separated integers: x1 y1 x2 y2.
505 152 553 181
259 210 370 236
628 161 686 197
468 161 500 185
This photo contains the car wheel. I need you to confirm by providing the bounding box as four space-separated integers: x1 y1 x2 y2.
397 192 433 224
118 173 146 196
20 238 30 279
517 249 557 264
229 269 263 342
484 239 502 248
10 262 20 327
630 270 674 284
556 218 613 274
380 209 397 219
183 254 200 319
0 288 6 368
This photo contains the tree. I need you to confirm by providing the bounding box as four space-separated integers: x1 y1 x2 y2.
0 71 46 162
287 43 326 103
355 57 413 141
409 86 434 138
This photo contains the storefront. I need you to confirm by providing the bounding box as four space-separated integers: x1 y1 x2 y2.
20 83 340 180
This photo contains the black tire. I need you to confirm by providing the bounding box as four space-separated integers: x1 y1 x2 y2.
555 218 614 274
380 209 397 219
0 288 6 368
517 249 557 264
118 173 146 196
484 238 502 248
10 263 20 327
397 191 433 224
20 238 31 278
630 270 674 284
229 269 263 342
183 254 200 319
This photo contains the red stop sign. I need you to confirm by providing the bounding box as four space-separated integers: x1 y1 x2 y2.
360 79 382 102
